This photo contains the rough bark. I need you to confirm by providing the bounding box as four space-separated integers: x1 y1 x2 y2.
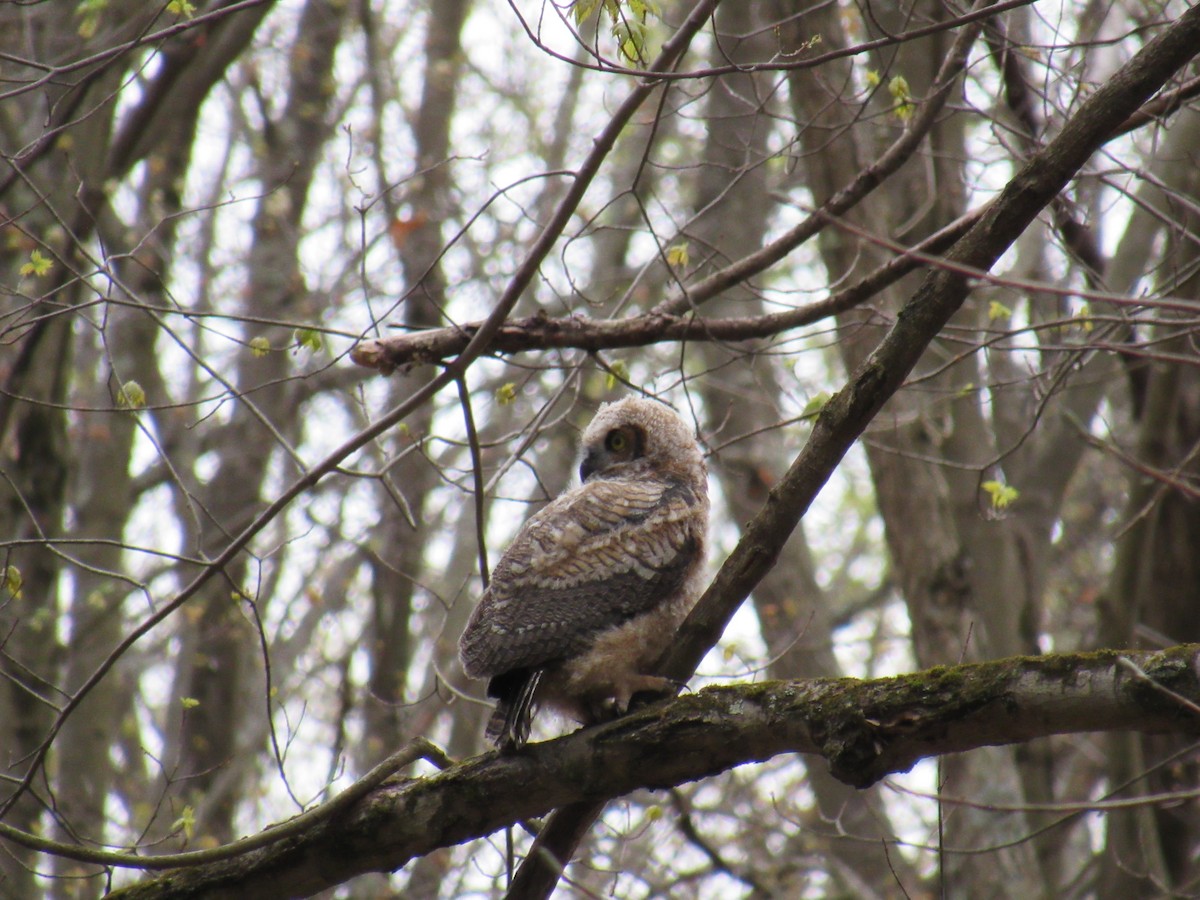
107 645 1200 899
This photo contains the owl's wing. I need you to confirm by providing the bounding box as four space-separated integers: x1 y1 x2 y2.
458 474 702 680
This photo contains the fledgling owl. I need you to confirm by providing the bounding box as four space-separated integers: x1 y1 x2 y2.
459 397 709 750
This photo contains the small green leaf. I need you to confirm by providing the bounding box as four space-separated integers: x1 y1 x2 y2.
605 360 629 391
865 68 882 88
249 336 271 358
988 300 1012 321
180 697 200 710
293 328 323 353
800 391 831 420
3 565 22 600
172 805 196 841
572 0 600 25
644 805 663 822
982 480 1020 510
117 380 146 410
1075 302 1093 333
573 0 658 63
75 0 107 38
888 75 915 120
666 242 689 268
19 249 52 278
614 25 644 61
167 0 196 16
955 382 976 398
495 383 517 406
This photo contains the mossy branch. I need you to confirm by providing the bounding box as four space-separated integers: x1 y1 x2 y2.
109 645 1200 899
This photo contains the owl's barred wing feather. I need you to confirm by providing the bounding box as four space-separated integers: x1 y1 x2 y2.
458 474 702 681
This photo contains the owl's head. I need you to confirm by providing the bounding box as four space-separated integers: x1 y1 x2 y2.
578 397 705 483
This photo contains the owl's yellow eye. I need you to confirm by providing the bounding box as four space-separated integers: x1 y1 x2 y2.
605 430 628 452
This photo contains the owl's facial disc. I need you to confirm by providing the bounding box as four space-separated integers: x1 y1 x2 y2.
580 424 645 481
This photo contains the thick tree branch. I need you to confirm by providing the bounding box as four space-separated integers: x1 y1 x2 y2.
110 645 1200 898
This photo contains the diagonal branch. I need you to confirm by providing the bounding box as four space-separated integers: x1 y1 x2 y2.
661 0 1200 685
502 5 1200 896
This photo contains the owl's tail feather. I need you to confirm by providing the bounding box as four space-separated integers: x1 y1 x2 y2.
485 669 542 751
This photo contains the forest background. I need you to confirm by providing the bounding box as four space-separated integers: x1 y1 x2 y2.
3 0 1200 897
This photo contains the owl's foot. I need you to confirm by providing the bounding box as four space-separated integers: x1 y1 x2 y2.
628 676 688 712
579 673 682 724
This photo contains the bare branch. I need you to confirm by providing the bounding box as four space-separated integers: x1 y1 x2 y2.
348 210 975 373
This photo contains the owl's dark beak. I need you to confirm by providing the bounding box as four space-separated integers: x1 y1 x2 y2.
580 448 601 482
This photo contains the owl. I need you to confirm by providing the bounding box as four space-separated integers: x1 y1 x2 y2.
459 397 709 750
